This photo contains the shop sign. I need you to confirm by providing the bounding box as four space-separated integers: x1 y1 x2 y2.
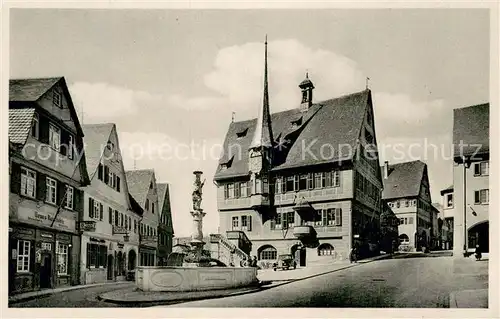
17 207 74 231
112 225 128 235
79 221 97 232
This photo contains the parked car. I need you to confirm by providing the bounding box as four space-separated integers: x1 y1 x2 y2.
273 254 297 271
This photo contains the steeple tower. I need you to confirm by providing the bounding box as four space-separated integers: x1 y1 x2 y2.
249 35 274 150
299 71 314 112
248 36 274 210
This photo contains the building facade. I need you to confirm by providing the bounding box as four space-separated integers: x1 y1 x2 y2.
126 170 159 266
79 124 143 284
452 103 489 256
382 160 434 252
214 41 384 268
8 77 90 294
440 185 454 250
157 183 174 265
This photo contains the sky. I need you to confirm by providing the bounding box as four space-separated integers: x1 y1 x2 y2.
9 8 490 237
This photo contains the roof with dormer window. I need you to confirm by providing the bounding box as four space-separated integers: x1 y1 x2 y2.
214 89 372 180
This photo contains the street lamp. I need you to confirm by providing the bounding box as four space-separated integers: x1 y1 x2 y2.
462 155 472 257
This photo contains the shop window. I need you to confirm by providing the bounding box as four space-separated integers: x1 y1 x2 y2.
17 240 31 273
57 243 68 275
87 243 107 268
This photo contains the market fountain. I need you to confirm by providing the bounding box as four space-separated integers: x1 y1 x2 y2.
135 171 258 292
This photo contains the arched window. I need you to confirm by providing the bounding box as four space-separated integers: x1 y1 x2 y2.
258 245 277 260
399 234 409 244
318 243 334 256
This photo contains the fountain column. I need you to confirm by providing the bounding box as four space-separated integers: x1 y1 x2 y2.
186 171 206 266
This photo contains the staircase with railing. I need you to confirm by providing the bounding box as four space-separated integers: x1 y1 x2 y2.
209 233 250 267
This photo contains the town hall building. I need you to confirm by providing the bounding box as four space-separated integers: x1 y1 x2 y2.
214 40 384 267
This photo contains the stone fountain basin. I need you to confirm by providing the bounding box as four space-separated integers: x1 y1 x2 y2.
135 266 259 292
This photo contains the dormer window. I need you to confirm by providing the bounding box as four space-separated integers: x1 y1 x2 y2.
291 116 302 128
220 156 234 170
53 90 62 108
236 128 248 138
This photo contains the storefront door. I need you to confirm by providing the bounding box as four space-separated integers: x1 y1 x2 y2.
107 255 114 280
40 253 52 289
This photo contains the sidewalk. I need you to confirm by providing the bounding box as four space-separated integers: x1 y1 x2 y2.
449 289 488 308
98 285 262 306
8 281 133 304
449 257 489 308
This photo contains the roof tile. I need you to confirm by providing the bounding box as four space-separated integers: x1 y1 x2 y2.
126 169 154 208
9 77 62 102
82 123 114 178
9 108 35 144
382 160 426 199
214 89 370 179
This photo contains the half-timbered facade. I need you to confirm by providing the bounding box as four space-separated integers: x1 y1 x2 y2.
79 123 143 284
8 77 90 294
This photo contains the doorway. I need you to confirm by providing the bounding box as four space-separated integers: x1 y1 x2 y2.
107 255 114 280
128 250 136 271
299 248 306 267
40 253 52 289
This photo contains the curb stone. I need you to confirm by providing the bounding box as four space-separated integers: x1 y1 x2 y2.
98 284 263 306
8 281 133 304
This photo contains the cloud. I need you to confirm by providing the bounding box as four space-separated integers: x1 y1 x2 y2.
69 82 161 122
204 39 367 113
373 92 450 140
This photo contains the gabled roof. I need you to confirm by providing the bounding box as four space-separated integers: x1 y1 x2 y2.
9 77 61 102
9 108 35 144
82 123 114 178
382 160 426 200
126 169 154 208
9 77 85 137
157 183 169 212
214 89 370 179
453 103 489 160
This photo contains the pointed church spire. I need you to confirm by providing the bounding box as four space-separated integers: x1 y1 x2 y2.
250 35 274 150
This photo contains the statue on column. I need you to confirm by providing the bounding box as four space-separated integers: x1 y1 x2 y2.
192 171 205 211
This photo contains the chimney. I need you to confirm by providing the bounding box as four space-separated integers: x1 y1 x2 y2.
383 161 389 179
